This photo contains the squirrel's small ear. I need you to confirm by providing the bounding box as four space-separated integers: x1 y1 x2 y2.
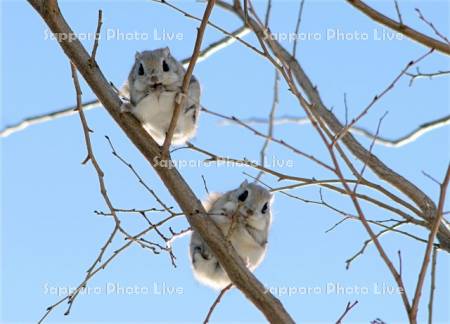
240 179 249 188
135 51 141 60
162 47 170 56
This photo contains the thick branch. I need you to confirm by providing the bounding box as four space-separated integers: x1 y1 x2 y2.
347 0 450 56
26 0 294 322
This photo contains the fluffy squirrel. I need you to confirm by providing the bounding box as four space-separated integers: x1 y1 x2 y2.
190 180 273 289
122 47 201 145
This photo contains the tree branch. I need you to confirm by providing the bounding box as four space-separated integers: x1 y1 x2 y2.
410 163 450 319
27 1 294 322
221 114 450 148
346 0 450 56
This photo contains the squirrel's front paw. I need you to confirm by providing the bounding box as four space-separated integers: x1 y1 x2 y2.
120 101 133 113
175 92 188 105
223 201 238 215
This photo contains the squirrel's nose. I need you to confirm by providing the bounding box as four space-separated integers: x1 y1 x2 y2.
246 209 254 216
150 75 159 83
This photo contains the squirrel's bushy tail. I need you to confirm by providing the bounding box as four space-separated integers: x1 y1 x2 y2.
189 224 230 290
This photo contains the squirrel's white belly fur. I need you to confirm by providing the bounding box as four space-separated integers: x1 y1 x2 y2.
132 91 192 145
191 217 267 290
218 222 266 268
190 226 267 290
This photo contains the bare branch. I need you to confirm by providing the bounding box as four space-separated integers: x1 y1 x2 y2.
263 0 272 27
220 114 450 148
203 284 233 323
0 99 100 138
333 50 433 145
181 25 250 66
410 163 450 320
38 213 177 323
335 300 359 324
153 0 264 56
161 0 216 155
89 9 103 64
345 221 408 269
105 136 176 216
202 107 334 171
292 0 305 57
427 246 438 324
406 68 450 86
415 8 450 45
393 0 403 26
201 174 210 194
346 0 450 55
256 69 280 180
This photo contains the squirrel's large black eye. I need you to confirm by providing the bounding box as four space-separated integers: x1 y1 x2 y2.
238 190 248 202
138 63 144 76
261 202 268 214
162 60 170 72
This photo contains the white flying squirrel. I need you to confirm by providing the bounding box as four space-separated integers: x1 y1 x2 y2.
122 47 201 145
190 180 273 289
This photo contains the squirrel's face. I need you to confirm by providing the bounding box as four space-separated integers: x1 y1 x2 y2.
132 48 180 91
232 180 273 220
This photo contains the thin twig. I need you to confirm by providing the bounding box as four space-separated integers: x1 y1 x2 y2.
153 0 264 56
427 246 438 324
263 0 272 27
89 10 103 64
105 136 176 216
353 112 388 193
406 68 450 86
415 8 450 45
203 107 334 171
335 300 359 324
203 284 233 323
333 49 434 145
345 221 408 269
292 0 305 57
256 69 280 180
201 174 210 194
68 62 138 315
410 163 450 320
38 213 177 323
161 0 216 155
394 0 403 25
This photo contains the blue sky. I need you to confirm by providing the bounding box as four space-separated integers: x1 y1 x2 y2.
1 0 449 323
